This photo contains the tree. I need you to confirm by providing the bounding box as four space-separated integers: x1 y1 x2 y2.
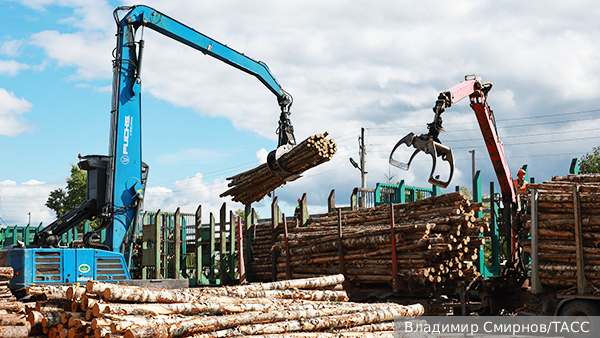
579 146 600 174
234 209 260 223
45 164 97 230
383 170 396 184
46 165 86 218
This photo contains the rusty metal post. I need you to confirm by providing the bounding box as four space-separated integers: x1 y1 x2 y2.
328 190 336 213
300 193 308 226
244 203 252 282
154 210 162 279
337 208 345 276
390 204 399 292
573 185 587 294
237 216 245 285
174 208 181 279
271 197 279 281
283 213 291 280
530 188 543 294
229 210 236 283
209 213 216 283
194 206 202 285
220 203 228 285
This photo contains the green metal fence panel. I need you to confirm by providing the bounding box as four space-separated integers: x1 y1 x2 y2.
570 158 579 175
0 224 44 249
375 181 434 206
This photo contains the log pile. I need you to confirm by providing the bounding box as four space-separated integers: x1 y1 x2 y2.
0 267 16 302
221 132 337 204
522 173 600 288
250 192 487 292
21 274 423 338
0 267 31 338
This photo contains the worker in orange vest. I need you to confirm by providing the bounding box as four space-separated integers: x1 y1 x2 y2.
514 169 528 213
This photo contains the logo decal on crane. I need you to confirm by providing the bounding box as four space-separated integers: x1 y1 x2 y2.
121 115 133 165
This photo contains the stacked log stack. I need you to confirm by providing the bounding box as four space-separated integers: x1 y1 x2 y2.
0 267 30 338
18 274 423 338
250 191 488 293
522 173 600 288
221 132 337 204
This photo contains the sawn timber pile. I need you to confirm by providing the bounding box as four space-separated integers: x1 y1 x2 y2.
250 191 487 292
221 132 336 204
21 274 423 338
522 173 600 289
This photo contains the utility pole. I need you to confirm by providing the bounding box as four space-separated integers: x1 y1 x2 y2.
469 150 475 198
349 127 368 207
360 127 367 190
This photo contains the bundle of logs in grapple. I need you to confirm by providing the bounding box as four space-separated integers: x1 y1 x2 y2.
250 192 488 290
521 173 600 288
21 274 423 338
221 132 336 204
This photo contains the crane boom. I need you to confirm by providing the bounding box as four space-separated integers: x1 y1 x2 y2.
389 74 519 265
102 5 296 252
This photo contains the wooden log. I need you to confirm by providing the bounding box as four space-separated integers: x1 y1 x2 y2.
28 310 45 333
66 286 87 301
203 304 425 337
0 313 26 326
552 174 600 183
28 285 70 300
101 287 197 304
0 301 26 312
0 325 31 338
124 303 424 338
42 311 63 327
0 267 14 279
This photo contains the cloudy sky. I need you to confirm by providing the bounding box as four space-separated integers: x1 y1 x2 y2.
1 0 599 227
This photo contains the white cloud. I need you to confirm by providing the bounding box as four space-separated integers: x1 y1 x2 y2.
0 60 30 77
0 88 34 136
144 173 244 220
0 40 24 57
8 0 600 217
0 179 60 226
256 148 268 165
30 30 113 80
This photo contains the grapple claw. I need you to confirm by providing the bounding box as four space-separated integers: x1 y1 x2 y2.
267 144 302 182
389 132 455 188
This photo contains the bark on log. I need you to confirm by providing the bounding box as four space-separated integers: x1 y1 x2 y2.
124 303 424 338
27 285 70 300
0 325 30 338
0 267 14 279
204 304 424 337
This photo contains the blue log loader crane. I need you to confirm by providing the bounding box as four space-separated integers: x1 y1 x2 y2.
1 5 298 289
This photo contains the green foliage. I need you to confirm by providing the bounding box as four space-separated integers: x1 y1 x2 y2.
233 209 245 220
459 186 473 201
46 165 86 218
45 164 99 230
233 209 260 223
383 170 397 184
579 146 600 174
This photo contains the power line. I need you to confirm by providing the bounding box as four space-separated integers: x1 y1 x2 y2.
368 127 599 145
366 108 600 130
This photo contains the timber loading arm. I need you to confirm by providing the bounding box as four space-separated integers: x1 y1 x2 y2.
3 4 302 290
31 5 298 253
389 74 522 271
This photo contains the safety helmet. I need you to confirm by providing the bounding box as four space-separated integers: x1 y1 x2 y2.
298 198 302 202
517 169 526 176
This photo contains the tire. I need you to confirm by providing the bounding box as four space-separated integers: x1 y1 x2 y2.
559 300 600 316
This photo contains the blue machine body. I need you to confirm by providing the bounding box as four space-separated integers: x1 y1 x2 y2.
4 248 130 289
3 5 295 288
